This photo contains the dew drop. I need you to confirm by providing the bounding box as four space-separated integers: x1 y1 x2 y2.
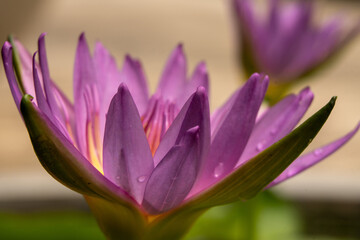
213 162 224 178
314 149 323 156
256 141 265 152
137 176 146 183
270 127 278 136
287 169 297 177
115 176 120 180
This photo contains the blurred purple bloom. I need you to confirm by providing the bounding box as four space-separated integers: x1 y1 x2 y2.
233 0 360 83
2 33 358 239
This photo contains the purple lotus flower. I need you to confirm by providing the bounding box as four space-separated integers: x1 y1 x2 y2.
2 33 358 239
233 0 360 101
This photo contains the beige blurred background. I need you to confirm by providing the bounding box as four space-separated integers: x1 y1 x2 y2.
0 0 359 203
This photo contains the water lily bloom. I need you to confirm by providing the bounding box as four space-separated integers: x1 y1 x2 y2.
232 0 360 103
2 33 358 240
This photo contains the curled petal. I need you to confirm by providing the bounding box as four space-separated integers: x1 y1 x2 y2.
2 42 22 110
267 122 360 188
12 38 36 96
20 94 133 204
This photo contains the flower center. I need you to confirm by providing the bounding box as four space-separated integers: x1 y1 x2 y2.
141 95 177 155
83 93 178 174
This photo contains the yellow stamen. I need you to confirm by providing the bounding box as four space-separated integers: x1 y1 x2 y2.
87 122 104 174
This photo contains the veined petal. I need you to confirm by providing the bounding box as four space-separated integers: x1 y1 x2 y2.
32 52 53 122
185 97 336 207
153 87 210 168
121 55 149 115
73 33 97 154
143 126 200 214
33 51 73 141
38 33 66 125
156 44 186 101
20 94 133 204
2 42 22 110
194 74 268 192
146 97 337 240
51 82 76 143
267 122 360 188
103 83 154 204
238 87 313 165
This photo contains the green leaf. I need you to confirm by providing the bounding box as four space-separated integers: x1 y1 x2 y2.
148 97 336 239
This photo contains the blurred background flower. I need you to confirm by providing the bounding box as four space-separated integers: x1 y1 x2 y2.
232 0 360 104
0 0 359 239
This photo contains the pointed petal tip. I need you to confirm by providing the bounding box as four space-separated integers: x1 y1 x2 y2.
196 61 208 74
2 42 12 62
79 32 86 42
258 73 269 85
2 42 13 59
39 32 47 40
298 86 314 100
117 82 129 93
248 72 269 84
176 43 183 51
172 44 185 62
249 72 260 79
300 86 311 93
124 54 136 64
195 86 207 96
2 41 12 51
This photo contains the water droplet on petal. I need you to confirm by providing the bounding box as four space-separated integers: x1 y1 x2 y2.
137 176 146 183
270 127 278 136
314 149 323 156
115 176 120 180
213 162 224 178
256 142 265 152
287 169 297 177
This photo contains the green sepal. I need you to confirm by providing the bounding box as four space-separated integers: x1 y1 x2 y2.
147 97 336 239
85 196 147 240
20 94 142 210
